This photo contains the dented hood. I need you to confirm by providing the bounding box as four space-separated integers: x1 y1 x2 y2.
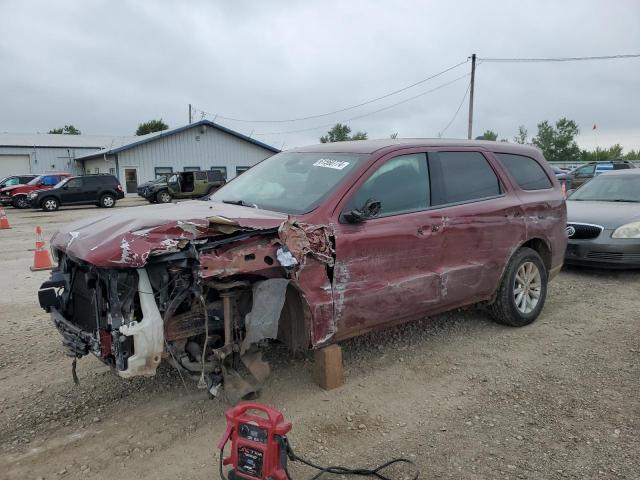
51 200 288 267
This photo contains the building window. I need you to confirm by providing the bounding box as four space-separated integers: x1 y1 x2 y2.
184 166 201 172
155 167 173 178
109 168 116 175
210 166 227 179
236 166 250 176
94 168 100 174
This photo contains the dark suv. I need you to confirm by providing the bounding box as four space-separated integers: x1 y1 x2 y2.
29 174 124 211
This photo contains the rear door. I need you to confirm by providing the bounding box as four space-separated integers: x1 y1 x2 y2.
425 150 524 307
331 151 445 340
82 177 102 203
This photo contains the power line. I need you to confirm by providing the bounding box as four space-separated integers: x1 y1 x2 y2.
439 80 471 137
253 72 471 136
478 53 640 63
194 59 469 124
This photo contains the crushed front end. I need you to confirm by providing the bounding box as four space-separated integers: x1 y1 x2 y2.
38 203 335 402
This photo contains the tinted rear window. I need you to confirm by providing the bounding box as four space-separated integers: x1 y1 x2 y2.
496 153 552 190
429 152 501 205
85 176 117 186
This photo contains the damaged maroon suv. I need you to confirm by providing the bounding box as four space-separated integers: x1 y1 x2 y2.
39 140 566 400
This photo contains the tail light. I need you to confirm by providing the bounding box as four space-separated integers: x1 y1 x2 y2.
116 184 123 192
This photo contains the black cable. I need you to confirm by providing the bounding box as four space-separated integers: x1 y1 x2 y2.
478 53 640 63
439 79 471 137
282 436 419 480
194 59 469 124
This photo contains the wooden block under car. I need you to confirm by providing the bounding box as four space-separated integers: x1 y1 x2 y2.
313 344 344 390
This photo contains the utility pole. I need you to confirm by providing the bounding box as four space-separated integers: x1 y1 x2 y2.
189 104 192 124
467 53 476 139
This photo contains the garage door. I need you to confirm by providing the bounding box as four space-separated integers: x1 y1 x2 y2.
0 155 31 178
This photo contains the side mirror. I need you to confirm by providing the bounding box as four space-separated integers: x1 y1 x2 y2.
343 198 382 224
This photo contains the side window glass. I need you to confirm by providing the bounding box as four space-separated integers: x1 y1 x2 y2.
495 153 552 190
66 178 82 188
429 152 501 205
347 153 429 217
195 171 207 181
575 164 595 176
42 176 58 186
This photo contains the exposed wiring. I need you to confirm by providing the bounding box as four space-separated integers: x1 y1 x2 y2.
193 59 469 124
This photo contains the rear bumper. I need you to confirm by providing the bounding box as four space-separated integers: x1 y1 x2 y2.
564 232 640 268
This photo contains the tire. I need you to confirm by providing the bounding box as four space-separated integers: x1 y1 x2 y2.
156 190 172 203
99 193 116 208
41 197 59 212
12 195 30 209
489 247 548 327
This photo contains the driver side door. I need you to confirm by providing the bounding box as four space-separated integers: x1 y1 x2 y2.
331 151 444 341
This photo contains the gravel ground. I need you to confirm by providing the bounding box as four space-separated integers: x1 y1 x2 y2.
0 199 638 479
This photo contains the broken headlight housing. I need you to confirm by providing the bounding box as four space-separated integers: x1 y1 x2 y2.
612 222 640 239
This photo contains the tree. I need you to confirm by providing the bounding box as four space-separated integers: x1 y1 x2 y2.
480 130 498 141
532 118 580 162
320 123 367 143
513 125 528 144
49 125 81 135
136 119 169 136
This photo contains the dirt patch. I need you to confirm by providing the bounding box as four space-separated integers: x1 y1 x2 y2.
0 202 638 479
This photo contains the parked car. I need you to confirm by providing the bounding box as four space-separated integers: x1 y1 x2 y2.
141 170 226 203
39 140 565 400
565 169 640 268
564 160 636 189
28 174 124 211
0 173 72 208
0 174 37 189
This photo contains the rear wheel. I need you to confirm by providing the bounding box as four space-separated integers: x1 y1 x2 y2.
489 247 548 327
156 190 172 203
12 195 29 209
41 197 59 212
100 193 116 208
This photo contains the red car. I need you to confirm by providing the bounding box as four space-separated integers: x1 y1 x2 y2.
39 140 566 400
0 172 72 208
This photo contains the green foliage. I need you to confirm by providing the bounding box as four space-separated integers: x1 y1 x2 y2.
514 125 528 144
580 144 640 162
480 130 498 141
320 123 368 143
48 125 81 135
532 118 580 162
136 119 169 136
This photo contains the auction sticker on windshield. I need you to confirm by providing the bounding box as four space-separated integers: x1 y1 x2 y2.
313 158 350 170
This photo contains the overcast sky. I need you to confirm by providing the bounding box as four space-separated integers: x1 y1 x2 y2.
1 0 639 152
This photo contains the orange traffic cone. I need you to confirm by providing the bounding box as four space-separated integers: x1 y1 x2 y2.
30 226 54 271
35 226 45 250
0 206 11 229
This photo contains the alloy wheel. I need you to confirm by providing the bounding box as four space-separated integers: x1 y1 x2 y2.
513 261 541 314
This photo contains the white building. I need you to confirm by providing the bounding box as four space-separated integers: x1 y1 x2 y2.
0 133 133 178
77 120 279 193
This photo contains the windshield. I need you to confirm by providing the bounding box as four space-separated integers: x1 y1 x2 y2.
54 178 71 188
209 152 368 214
569 174 640 202
27 175 44 186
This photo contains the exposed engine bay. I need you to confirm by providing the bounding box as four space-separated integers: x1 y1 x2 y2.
38 206 336 403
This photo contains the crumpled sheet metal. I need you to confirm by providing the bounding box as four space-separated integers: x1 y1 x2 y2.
241 278 290 353
278 221 334 267
199 238 281 278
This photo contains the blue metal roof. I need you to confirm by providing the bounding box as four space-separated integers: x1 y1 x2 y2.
76 120 279 160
